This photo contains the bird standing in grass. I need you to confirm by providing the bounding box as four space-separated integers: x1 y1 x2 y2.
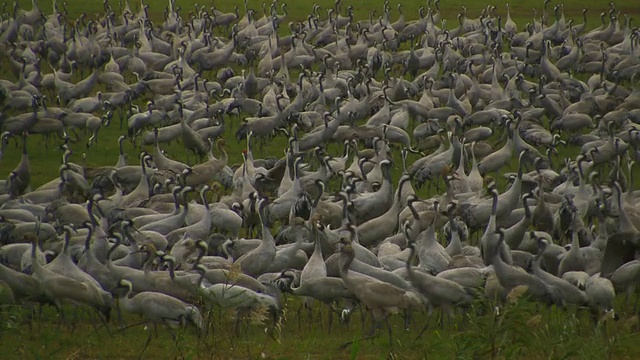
339 236 422 345
114 279 203 357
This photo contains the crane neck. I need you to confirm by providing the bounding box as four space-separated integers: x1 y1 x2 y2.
339 247 354 276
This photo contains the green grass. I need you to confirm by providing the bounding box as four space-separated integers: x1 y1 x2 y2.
9 0 640 28
1 295 640 359
1 0 640 359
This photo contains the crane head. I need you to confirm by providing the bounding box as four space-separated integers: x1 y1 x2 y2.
402 220 413 239
62 224 77 236
339 237 353 253
117 279 133 290
160 254 177 267
193 263 207 276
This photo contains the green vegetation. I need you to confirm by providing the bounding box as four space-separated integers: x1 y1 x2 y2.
1 295 640 359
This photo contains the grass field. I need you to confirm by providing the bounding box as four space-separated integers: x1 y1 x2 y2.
1 294 640 359
1 0 640 359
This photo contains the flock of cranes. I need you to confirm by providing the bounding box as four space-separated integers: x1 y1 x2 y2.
0 0 640 350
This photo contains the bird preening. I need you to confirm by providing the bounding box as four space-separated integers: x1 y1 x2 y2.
0 0 640 356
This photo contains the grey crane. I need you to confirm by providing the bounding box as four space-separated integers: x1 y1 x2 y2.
610 260 640 308
78 223 116 293
281 274 355 331
166 186 213 245
349 159 394 223
152 128 190 173
404 222 473 339
558 227 587 277
491 228 555 304
198 280 281 333
502 193 533 250
265 217 309 273
139 186 192 236
234 198 277 278
119 152 152 208
480 186 502 265
356 175 411 247
477 129 513 175
115 279 203 355
184 139 229 188
188 241 265 292
338 236 422 345
104 235 156 295
601 181 640 278
534 239 589 306
2 96 39 134
178 102 207 162
585 274 616 318
532 162 555 234
29 232 111 322
5 132 31 197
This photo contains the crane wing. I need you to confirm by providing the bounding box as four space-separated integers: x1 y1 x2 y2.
357 280 411 307
49 276 90 294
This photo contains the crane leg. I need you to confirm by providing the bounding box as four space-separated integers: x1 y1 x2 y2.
118 320 146 332
369 313 380 337
340 334 376 349
414 309 433 342
590 308 599 328
385 316 394 346
173 330 187 360
234 314 242 337
360 307 367 333
138 330 153 360
296 303 302 329
69 128 80 143
55 303 67 330
327 304 333 334
162 319 179 341
26 304 35 333
69 307 82 333
116 305 125 328
460 307 470 329
403 309 412 330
